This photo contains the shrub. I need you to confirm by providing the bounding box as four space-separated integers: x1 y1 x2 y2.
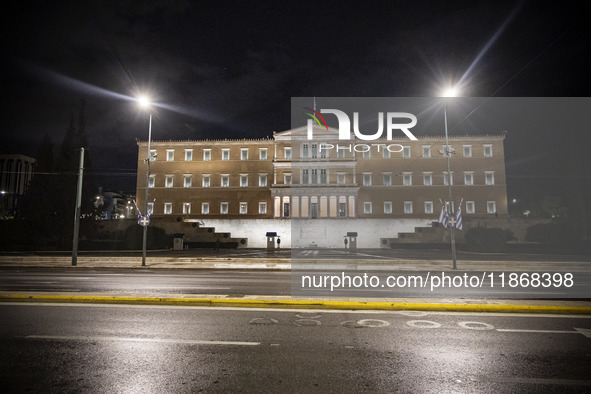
525 223 580 245
465 227 515 252
124 225 169 250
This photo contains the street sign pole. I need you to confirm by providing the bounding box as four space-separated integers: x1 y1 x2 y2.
141 113 152 267
444 106 457 270
72 147 84 266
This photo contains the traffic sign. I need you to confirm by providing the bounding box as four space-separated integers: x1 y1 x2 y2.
138 215 150 227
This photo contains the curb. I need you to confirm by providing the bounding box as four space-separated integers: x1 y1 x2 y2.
1 294 590 315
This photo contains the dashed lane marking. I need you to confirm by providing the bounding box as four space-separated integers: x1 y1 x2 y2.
25 335 260 346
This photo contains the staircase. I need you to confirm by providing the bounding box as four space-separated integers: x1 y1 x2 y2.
380 221 449 247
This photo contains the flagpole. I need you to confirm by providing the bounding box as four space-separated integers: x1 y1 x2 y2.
444 105 457 270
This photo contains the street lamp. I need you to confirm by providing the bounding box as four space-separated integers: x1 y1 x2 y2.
138 95 152 267
441 87 459 269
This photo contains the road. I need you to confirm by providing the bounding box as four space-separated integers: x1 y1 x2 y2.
0 303 590 393
1 268 590 299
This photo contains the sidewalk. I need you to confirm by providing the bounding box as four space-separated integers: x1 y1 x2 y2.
0 250 590 271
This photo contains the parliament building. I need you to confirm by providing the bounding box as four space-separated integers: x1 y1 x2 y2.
136 125 507 248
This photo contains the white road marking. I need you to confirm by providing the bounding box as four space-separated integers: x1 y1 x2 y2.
496 328 589 336
470 375 591 386
356 319 390 327
295 314 322 319
25 335 260 346
574 327 591 338
293 319 321 326
459 321 495 330
406 320 441 328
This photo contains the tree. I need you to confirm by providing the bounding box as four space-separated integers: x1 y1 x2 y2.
18 133 59 244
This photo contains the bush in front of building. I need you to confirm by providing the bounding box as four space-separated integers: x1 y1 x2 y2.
465 227 515 252
525 223 581 246
124 225 169 250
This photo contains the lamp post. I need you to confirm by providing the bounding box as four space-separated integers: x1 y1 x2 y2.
139 96 152 267
442 87 458 269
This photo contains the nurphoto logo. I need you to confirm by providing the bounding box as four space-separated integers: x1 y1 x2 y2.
304 107 418 154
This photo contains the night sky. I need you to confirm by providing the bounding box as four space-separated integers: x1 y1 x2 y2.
2 0 590 196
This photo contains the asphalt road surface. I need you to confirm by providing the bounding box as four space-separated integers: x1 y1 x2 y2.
1 269 590 299
0 303 590 393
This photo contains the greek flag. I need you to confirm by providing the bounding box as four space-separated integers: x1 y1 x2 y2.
438 204 449 227
455 204 463 230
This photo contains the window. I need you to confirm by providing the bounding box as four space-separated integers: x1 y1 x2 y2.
149 150 157 162
201 202 209 215
148 175 155 188
337 147 345 159
164 203 172 215
444 171 453 186
337 173 346 185
183 202 191 215
383 149 391 159
463 145 472 158
258 202 267 214
221 175 229 187
259 174 267 187
422 145 431 158
423 173 432 186
284 173 292 185
147 202 154 216
284 147 291 159
220 202 228 215
185 149 193 161
320 169 327 184
166 150 174 161
203 149 211 161
487 201 496 214
165 175 173 188
424 201 433 214
403 146 411 158
222 149 230 161
485 171 495 185
259 148 267 160
404 201 413 214
302 144 309 158
202 175 210 188
240 202 248 214
384 201 392 214
311 169 318 184
240 148 248 160
362 150 371 159
339 203 347 217
311 144 318 158
383 173 392 186
464 172 474 186
320 145 327 159
183 175 192 188
403 173 412 186
302 169 309 184
484 144 493 158
364 202 372 214
363 173 372 186
466 201 475 214
240 175 248 187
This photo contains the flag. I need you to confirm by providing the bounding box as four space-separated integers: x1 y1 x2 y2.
455 204 463 230
438 204 449 227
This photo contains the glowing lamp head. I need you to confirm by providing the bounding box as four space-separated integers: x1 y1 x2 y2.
442 87 459 97
137 95 152 109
